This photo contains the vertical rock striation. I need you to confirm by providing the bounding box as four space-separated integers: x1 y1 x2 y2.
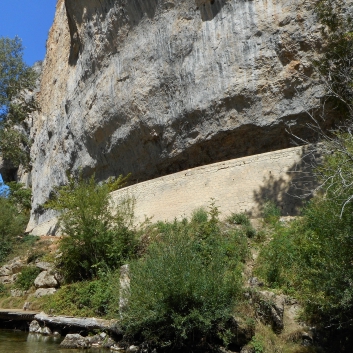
27 0 345 230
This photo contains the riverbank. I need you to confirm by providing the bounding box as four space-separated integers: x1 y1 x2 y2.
0 309 118 334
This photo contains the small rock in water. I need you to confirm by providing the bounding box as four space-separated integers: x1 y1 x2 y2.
41 326 52 335
29 320 42 333
127 345 139 353
60 333 91 348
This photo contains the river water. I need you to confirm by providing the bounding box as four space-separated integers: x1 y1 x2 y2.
0 329 109 352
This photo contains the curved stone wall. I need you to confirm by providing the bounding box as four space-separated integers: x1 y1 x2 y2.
28 146 316 235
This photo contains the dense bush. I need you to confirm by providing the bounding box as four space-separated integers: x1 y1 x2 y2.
15 266 41 291
262 201 281 225
122 207 248 350
0 196 27 263
46 174 137 282
41 272 120 317
256 143 353 340
227 213 250 226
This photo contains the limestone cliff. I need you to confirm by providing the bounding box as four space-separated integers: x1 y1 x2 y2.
28 0 334 230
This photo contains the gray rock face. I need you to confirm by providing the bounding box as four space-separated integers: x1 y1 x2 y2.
27 0 352 229
34 288 57 297
35 261 54 272
60 334 91 348
34 271 59 288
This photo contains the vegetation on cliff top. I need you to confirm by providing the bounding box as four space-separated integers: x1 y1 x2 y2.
0 36 38 168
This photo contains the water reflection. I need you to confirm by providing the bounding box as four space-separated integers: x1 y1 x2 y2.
0 329 109 353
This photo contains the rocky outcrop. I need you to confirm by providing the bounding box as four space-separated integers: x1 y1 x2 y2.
34 271 59 289
0 257 25 284
27 0 352 230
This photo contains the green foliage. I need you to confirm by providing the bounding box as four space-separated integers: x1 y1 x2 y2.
250 335 265 353
0 128 31 167
227 212 251 226
314 0 353 114
106 173 131 192
191 207 208 223
262 201 281 225
6 181 32 214
46 174 137 282
15 266 41 291
256 147 353 334
0 36 38 168
0 197 27 263
0 36 36 107
41 272 120 318
255 222 301 292
0 283 5 296
122 207 248 350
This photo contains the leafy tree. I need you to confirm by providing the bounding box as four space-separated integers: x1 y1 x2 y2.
6 181 32 215
122 209 249 350
314 0 353 115
45 174 136 282
0 196 27 263
0 36 38 168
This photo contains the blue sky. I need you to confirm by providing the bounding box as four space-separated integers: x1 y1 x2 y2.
0 0 57 66
0 1 57 188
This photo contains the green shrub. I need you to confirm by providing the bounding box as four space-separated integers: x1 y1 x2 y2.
191 207 208 224
41 272 120 317
0 197 27 263
250 334 265 353
227 213 250 226
244 225 257 238
15 267 41 290
46 174 137 282
256 192 353 336
262 201 281 225
122 210 248 349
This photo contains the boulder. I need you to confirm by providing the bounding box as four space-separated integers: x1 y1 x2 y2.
34 271 58 288
0 257 25 276
60 334 91 349
35 262 53 271
0 267 12 277
29 320 42 333
11 289 27 297
0 274 18 284
23 302 32 311
127 346 139 353
119 264 130 314
255 291 286 331
34 288 57 298
41 326 52 336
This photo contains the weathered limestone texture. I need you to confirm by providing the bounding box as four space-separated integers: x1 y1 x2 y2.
29 146 315 235
28 0 344 229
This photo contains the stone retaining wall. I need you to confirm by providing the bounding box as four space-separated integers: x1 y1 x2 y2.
112 145 316 225
28 146 316 235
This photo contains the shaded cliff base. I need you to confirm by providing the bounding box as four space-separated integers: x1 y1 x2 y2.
27 145 320 236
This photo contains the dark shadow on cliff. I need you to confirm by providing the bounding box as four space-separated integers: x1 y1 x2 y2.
198 0 228 21
251 146 322 217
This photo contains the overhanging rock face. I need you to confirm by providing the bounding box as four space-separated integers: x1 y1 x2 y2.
28 0 339 229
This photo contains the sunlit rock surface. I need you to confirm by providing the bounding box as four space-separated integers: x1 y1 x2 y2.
27 0 350 230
